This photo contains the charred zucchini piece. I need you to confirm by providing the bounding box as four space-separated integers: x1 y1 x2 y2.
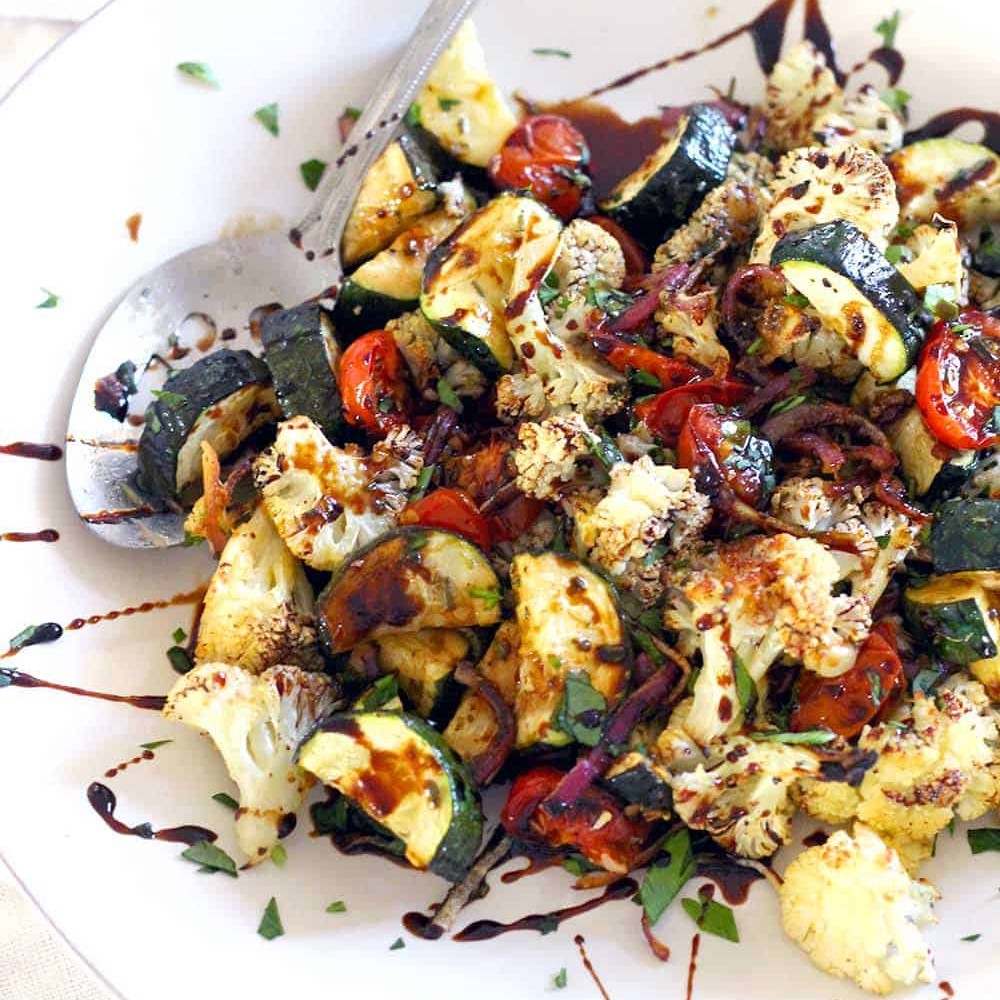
372 628 471 720
771 221 925 382
904 574 1000 666
421 193 563 377
931 499 1000 573
261 303 342 440
888 406 979 499
598 105 735 246
297 710 484 881
317 527 501 653
335 191 474 338
603 752 673 812
342 132 439 268
510 552 630 749
136 349 279 504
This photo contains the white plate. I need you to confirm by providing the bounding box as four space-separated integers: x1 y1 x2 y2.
1 1 997 997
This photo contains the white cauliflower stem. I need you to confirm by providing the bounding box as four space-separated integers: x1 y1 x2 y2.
163 662 339 864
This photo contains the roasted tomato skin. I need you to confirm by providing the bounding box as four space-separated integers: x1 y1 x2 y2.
635 377 753 446
489 494 545 544
400 487 492 549
488 115 590 221
500 766 653 873
339 330 410 434
677 403 775 507
596 336 701 390
916 311 1000 451
790 623 904 739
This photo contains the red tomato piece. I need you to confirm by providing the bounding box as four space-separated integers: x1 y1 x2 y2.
489 494 545 544
339 330 410 434
916 311 1000 451
488 115 590 221
597 336 702 390
790 623 904 739
635 377 753 446
500 766 652 873
399 487 492 550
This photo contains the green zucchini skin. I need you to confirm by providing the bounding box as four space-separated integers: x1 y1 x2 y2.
136 349 277 504
261 304 343 441
772 220 925 381
932 499 1000 573
298 710 484 882
903 576 999 666
599 105 735 246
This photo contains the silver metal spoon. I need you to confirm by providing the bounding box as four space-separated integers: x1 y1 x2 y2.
65 0 477 549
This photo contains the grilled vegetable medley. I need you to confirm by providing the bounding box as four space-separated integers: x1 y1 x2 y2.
148 21 1000 996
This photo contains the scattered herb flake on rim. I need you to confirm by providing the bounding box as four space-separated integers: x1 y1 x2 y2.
36 288 59 309
139 739 173 751
532 47 571 58
254 102 280 136
390 936 406 950
172 627 187 645
181 840 237 877
961 933 981 942
553 968 568 989
968 828 1000 854
176 62 220 87
258 897 284 940
874 10 901 48
300 159 327 192
436 378 463 412
271 844 288 866
212 791 239 811
326 900 347 914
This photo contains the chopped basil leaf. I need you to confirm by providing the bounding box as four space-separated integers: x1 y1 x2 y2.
344 106 361 120
150 388 187 407
553 968 568 989
257 897 284 940
875 533 891 549
768 393 807 417
585 277 633 317
681 894 740 942
172 627 187 644
751 729 835 746
407 532 428 551
326 900 347 913
270 844 288 866
885 243 915 265
556 670 606 746
881 87 911 114
176 62 220 87
404 103 422 127
212 791 239 811
633 628 666 666
438 97 461 111
139 739 172 751
167 645 194 674
36 288 60 309
745 337 763 356
539 271 561 307
181 840 237 877
924 283 959 320
732 654 757 716
300 158 327 192
874 10 901 48
968 828 1000 855
639 828 695 925
532 47 571 58
961 933 981 942
894 222 915 240
254 102 280 136
436 378 463 412
389 937 406 950
355 674 400 711
182 530 205 547
467 586 503 609
311 795 349 835
562 854 599 877
783 291 810 309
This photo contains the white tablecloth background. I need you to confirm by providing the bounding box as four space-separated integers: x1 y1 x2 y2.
1 7 117 996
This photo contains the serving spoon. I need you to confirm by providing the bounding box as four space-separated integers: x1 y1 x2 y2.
65 0 477 549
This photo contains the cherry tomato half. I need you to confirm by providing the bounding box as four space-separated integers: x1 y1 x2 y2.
634 377 754 446
790 623 904 739
597 336 702 390
339 330 410 434
677 403 775 507
500 766 653 873
916 311 1000 451
488 115 590 221
400 487 492 550
489 494 545 544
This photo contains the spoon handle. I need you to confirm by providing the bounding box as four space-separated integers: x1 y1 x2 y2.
292 0 478 260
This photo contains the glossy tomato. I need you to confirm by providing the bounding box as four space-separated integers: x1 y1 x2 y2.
339 330 410 434
400 487 492 550
500 766 652 873
916 311 1000 451
597 336 701 390
634 377 753 446
790 623 904 739
488 115 590 221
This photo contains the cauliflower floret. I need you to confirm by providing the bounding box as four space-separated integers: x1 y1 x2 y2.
254 415 422 572
848 501 919 611
547 218 626 297
793 776 862 824
387 310 486 400
812 84 904 156
764 41 842 152
896 220 966 300
572 457 710 600
163 662 338 864
512 412 592 500
751 145 898 264
780 823 938 995
654 285 729 371
653 698 707 774
670 736 821 858
194 507 322 673
664 534 871 744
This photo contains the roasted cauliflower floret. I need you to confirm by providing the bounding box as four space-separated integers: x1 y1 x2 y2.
664 533 871 744
654 285 729 371
547 218 626 298
751 144 898 264
793 776 862 825
653 698 708 774
780 823 938 996
194 506 322 673
896 220 966 300
812 84 904 156
670 736 821 858
849 501 919 610
387 310 487 400
512 412 592 500
254 416 422 572
163 662 338 864
764 40 842 152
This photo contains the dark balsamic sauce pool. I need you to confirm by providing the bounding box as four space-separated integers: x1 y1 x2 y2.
0 441 63 461
2 530 59 543
87 782 215 845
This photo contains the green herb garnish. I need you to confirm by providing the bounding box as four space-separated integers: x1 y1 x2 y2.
436 378 463 412
438 97 461 111
300 158 327 192
176 62 219 87
681 893 740 942
139 739 172 751
881 88 911 115
751 729 836 746
532 47 571 58
875 10 901 48
212 791 239 811
151 388 187 407
783 292 810 310
553 968 568 989
639 828 696 925
733 654 757 716
36 288 60 309
254 102 280 136
961 933 981 942
768 393 807 417
556 670 606 746
968 828 1000 855
166 645 194 674
390 937 406 950
257 897 284 940
270 844 288 866
562 854 599 877
326 900 347 914
172 627 187 644
404 103 422 127
885 243 914 265
467 586 503 609
181 840 237 877
924 283 959 320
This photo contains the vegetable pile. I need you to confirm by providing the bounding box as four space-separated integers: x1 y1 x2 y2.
136 19 1000 996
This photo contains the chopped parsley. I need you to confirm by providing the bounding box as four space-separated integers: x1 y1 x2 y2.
176 62 220 87
556 670 606 746
181 840 237 877
884 243 915 265
881 87 911 115
171 627 187 645
36 288 60 309
257 897 284 940
874 10 901 49
681 893 740 943
404 103 422 127
326 900 347 914
389 937 406 950
732 654 757 716
436 378 463 412
639 828 695 925
150 388 187 407
343 105 361 120
553 968 568 989
467 586 503 609
968 828 1000 855
438 97 461 111
212 791 239 811
166 645 194 674
532 47 571 58
300 158 327 192
270 844 288 867
139 739 172 751
253 102 280 136
751 729 836 746
961 933 981 942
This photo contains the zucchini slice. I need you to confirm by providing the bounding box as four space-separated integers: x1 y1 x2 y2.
887 138 1000 228
421 193 563 377
371 628 471 720
904 575 999 666
510 552 630 749
771 221 925 382
342 133 439 268
317 527 501 653
598 105 735 246
411 20 517 169
261 303 342 441
931 499 1000 573
335 190 475 338
888 406 978 499
297 711 484 881
603 751 673 813
136 349 279 504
